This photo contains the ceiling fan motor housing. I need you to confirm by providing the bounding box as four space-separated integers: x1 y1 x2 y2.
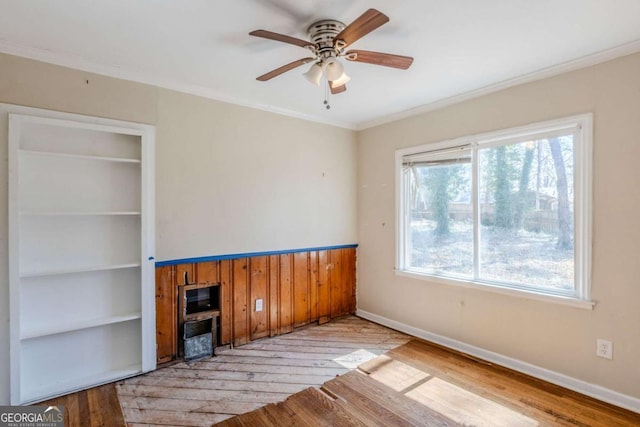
307 19 345 58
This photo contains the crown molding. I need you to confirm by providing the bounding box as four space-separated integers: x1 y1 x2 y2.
356 39 640 130
0 41 357 130
2 38 640 132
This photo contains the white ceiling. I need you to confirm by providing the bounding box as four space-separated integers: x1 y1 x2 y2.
1 0 640 129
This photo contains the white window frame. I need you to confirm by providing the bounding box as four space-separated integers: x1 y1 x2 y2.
395 114 593 308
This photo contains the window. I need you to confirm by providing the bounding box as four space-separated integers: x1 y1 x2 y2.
396 115 592 303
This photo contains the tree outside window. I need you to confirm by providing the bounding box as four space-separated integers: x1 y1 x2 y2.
398 115 591 300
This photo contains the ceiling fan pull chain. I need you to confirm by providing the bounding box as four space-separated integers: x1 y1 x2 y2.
324 83 331 110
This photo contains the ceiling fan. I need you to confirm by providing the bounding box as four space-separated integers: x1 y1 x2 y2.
249 8 413 97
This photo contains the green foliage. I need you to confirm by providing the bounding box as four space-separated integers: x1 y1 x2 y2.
420 164 468 237
431 167 451 236
514 146 535 229
548 137 572 249
494 146 513 229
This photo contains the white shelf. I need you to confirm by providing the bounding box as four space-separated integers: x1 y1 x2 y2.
19 148 141 163
20 262 141 278
21 211 141 216
21 364 142 405
21 313 142 340
9 109 155 405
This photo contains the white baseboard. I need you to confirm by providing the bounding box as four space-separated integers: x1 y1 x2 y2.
356 309 640 414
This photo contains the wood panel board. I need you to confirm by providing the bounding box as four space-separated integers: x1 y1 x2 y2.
268 255 280 336
155 265 177 363
278 254 294 334
175 263 195 286
196 261 219 284
309 251 319 322
232 259 249 345
219 260 232 345
249 256 269 340
316 250 331 324
293 251 310 327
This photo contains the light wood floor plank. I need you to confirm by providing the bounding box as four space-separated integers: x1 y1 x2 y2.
142 367 337 385
203 355 355 368
123 407 231 426
169 361 347 377
237 341 400 353
120 396 264 415
214 347 384 361
117 384 291 403
123 375 315 394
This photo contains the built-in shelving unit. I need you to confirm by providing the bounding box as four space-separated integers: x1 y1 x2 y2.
8 108 155 404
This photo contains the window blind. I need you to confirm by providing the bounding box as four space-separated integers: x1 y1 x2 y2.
402 144 471 167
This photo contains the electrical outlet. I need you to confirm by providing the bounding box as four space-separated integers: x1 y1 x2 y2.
596 339 613 360
255 299 263 312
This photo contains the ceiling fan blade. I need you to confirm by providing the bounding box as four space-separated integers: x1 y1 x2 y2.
344 50 414 70
256 57 315 81
249 30 312 49
333 9 389 48
330 82 347 95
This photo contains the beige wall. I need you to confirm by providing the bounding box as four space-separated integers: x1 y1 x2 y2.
2 47 639 405
357 52 640 399
155 88 357 260
0 53 357 403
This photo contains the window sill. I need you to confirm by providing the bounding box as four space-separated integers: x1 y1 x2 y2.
395 269 595 310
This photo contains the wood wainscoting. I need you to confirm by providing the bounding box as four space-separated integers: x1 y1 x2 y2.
155 247 357 364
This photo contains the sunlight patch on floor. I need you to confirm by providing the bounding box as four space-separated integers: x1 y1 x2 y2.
407 377 538 426
363 354 539 427
333 349 378 369
363 355 431 392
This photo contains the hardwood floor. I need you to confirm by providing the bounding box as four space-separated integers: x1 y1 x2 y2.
382 340 640 426
217 338 640 427
35 317 640 426
116 316 410 426
38 383 126 427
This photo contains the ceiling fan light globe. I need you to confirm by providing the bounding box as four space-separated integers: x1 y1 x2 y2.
323 58 344 81
303 63 323 85
330 72 350 88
